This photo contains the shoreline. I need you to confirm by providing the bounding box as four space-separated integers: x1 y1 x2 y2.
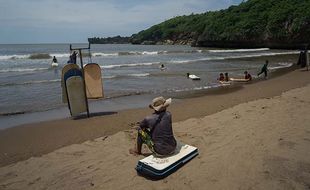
0 55 297 129
0 64 309 167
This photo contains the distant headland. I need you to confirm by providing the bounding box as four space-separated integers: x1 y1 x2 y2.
88 0 310 49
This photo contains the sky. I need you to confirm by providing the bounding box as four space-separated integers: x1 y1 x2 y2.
0 0 243 44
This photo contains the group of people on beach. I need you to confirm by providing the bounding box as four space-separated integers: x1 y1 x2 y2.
217 60 269 82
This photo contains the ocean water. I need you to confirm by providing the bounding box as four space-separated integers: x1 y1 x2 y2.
0 43 298 118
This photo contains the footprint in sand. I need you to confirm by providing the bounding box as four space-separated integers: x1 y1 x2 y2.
278 139 296 149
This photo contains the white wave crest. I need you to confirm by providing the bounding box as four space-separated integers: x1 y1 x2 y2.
92 52 118 57
0 54 29 60
209 48 270 53
141 51 158 55
269 62 293 70
0 67 49 73
50 53 70 58
0 79 61 87
128 73 150 77
100 62 160 69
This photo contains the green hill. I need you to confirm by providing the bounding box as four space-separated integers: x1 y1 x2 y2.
130 0 310 49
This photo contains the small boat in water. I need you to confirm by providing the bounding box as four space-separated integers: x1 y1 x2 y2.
187 73 200 80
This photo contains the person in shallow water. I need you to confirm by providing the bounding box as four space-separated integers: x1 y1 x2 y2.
129 97 177 156
244 71 252 81
258 60 269 78
217 73 225 81
52 56 58 63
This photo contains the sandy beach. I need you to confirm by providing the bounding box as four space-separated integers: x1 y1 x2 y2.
0 67 310 189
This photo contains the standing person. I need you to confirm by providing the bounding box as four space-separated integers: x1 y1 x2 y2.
305 46 309 71
258 60 269 78
71 51 77 64
67 55 73 64
244 71 252 81
51 56 58 67
224 72 229 82
129 97 177 156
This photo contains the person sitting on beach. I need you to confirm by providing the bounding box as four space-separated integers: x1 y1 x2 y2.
258 60 269 78
129 97 177 156
217 73 225 81
224 72 230 82
244 71 252 81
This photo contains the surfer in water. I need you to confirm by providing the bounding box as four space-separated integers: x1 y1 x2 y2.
51 56 58 67
129 97 177 156
160 64 166 70
52 56 57 63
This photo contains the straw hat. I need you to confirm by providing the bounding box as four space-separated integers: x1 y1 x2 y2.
149 97 172 112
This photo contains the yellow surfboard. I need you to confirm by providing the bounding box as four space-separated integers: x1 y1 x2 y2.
84 63 104 99
65 76 87 117
61 64 79 103
230 78 250 82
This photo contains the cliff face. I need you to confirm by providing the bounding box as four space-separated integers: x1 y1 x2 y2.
130 0 310 49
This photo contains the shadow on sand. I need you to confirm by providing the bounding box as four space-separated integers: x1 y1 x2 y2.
73 111 118 120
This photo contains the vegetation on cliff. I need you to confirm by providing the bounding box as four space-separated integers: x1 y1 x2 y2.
130 0 310 49
88 36 130 44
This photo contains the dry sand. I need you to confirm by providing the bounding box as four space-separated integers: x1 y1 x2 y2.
0 70 310 189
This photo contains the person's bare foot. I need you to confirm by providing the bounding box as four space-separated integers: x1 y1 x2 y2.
129 148 141 156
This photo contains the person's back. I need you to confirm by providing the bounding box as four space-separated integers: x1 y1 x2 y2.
130 97 176 156
141 111 176 155
52 56 57 63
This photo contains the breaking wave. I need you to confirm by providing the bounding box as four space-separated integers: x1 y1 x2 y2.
0 79 60 87
209 48 270 53
0 67 49 73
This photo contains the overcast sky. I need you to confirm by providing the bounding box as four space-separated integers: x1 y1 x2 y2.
0 0 243 44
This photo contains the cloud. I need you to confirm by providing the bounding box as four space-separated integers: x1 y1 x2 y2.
0 0 243 43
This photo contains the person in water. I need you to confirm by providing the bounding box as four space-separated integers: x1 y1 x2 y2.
224 72 230 81
52 56 58 63
129 97 177 156
160 64 166 70
258 60 269 78
244 71 252 81
218 73 225 81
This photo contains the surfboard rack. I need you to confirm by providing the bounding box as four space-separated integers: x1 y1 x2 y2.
68 43 92 117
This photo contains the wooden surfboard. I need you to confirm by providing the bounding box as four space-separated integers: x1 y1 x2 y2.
61 64 79 103
84 63 104 99
65 76 87 117
230 78 250 82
